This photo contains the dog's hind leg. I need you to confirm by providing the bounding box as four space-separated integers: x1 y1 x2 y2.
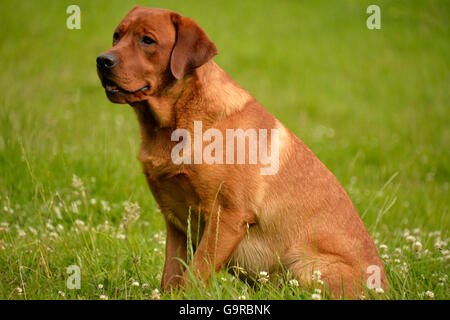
284 252 364 299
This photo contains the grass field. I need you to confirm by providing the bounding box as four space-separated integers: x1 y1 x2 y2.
0 0 448 300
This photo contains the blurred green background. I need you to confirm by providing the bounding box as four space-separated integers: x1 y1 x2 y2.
0 0 448 299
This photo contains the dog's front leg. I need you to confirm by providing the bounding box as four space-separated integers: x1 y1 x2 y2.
182 211 250 286
161 219 187 291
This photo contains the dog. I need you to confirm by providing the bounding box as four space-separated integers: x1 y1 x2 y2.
96 6 387 298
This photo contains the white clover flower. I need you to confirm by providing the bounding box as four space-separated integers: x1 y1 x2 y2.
72 174 82 188
288 279 299 287
257 277 269 284
90 198 97 206
312 270 322 281
412 241 423 252
403 229 410 237
56 224 64 233
258 271 269 283
375 287 384 294
100 200 111 213
434 239 447 250
314 288 322 294
379 244 388 252
58 291 65 297
151 289 161 300
405 235 416 243
424 291 434 298
428 231 440 237
311 293 321 300
72 174 85 191
46 221 55 231
142 283 149 290
70 202 79 214
238 295 247 300
0 222 9 233
28 227 37 235
99 295 108 300
54 206 62 219
433 240 441 250
98 284 104 290
394 248 402 255
74 219 85 229
16 287 23 295
17 229 26 237
131 281 140 287
116 233 126 240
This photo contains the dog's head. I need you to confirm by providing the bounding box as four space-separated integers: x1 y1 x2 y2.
97 6 217 104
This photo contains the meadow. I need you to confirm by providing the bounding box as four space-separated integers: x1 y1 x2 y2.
0 0 448 300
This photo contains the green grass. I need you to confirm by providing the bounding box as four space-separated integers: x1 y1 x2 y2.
0 0 448 300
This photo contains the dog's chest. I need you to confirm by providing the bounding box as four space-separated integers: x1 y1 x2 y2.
149 173 203 237
138 135 175 178
139 147 202 235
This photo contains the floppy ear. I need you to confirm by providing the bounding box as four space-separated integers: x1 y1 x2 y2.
170 14 218 80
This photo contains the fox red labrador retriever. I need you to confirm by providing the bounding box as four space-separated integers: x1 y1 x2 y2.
96 6 387 298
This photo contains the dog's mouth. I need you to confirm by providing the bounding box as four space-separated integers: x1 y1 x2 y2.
103 79 150 95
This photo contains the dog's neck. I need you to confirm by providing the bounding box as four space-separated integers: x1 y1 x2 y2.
131 60 253 141
195 61 254 119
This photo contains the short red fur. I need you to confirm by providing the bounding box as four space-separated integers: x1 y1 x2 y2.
97 6 387 298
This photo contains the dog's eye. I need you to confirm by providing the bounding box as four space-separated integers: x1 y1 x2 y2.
113 32 120 42
141 36 155 45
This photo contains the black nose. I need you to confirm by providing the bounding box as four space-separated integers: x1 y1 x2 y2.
96 53 118 70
